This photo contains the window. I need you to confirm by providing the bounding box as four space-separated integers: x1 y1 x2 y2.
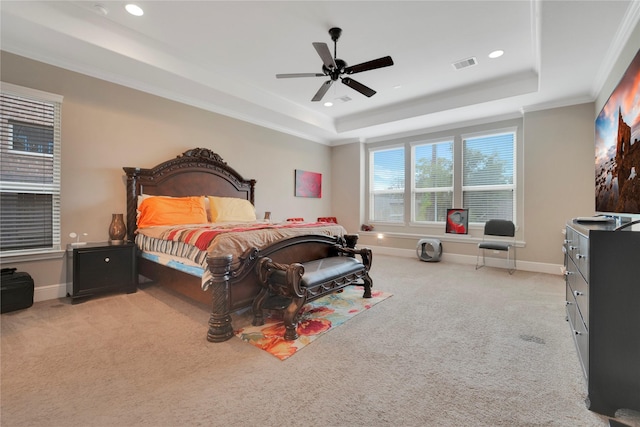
0 83 62 255
412 140 453 222
370 146 404 223
368 125 517 228
462 131 515 223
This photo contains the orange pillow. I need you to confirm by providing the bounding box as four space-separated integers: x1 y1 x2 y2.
137 196 207 228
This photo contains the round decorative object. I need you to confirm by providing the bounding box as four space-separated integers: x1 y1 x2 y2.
108 213 127 243
416 238 442 262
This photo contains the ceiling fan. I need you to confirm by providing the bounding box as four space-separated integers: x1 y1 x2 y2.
276 27 394 102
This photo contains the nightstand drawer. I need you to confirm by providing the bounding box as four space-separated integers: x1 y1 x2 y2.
67 242 137 300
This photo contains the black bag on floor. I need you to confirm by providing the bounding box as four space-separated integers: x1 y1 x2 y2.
1 268 34 313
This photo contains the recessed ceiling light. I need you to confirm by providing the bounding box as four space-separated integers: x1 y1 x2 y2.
489 50 504 59
324 102 333 107
125 4 144 16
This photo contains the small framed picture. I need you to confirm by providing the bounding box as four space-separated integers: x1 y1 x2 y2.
446 208 468 234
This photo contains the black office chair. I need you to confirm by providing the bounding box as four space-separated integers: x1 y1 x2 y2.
475 219 516 274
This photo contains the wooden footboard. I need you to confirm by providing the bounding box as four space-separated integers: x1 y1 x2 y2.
205 234 361 342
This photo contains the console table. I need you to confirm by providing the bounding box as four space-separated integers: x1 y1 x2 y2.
563 220 640 416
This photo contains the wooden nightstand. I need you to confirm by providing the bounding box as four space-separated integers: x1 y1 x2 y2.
67 241 137 302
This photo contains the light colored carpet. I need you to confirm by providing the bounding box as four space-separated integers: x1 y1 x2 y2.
1 255 639 427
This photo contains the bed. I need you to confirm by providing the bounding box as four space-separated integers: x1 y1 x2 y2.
123 148 350 342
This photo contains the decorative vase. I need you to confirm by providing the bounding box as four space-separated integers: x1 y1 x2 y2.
108 213 126 243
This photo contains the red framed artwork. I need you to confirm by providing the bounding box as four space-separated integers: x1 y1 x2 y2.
295 169 322 198
446 208 468 234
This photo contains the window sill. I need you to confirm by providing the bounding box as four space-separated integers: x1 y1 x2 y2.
0 249 66 263
361 230 479 243
359 230 525 247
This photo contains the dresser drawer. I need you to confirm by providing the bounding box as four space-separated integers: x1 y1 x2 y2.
566 256 589 329
566 227 589 282
575 232 589 281
572 312 589 379
565 226 580 263
566 277 589 379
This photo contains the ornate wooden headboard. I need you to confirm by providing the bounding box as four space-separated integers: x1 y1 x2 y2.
123 148 256 242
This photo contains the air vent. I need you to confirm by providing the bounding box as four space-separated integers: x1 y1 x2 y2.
452 57 477 70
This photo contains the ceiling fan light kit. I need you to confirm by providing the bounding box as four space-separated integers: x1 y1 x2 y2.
276 27 394 102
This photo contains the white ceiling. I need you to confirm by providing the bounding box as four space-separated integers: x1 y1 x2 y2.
1 1 638 145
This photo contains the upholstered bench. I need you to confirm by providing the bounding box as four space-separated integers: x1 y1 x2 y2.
252 242 372 340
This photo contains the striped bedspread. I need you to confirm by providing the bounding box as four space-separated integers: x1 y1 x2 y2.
135 221 346 288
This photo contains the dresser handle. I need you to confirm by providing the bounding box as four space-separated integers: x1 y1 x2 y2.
573 290 583 297
574 330 582 336
565 300 573 306
569 245 578 251
576 254 586 260
104 257 110 263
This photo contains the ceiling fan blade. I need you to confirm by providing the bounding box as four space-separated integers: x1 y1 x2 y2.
341 77 376 97
276 73 325 78
311 80 333 102
344 56 394 75
312 42 337 70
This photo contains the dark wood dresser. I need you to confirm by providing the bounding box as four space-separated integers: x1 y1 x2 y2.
563 219 640 416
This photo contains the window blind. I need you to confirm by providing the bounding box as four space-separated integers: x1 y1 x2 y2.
0 83 62 254
413 141 453 222
462 132 515 222
370 147 405 223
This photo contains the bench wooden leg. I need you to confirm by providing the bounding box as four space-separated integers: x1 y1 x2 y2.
283 295 305 340
362 273 373 298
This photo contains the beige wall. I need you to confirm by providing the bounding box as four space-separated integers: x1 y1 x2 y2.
522 103 595 265
330 141 365 234
1 52 334 293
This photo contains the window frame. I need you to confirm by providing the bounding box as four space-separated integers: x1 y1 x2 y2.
0 82 63 259
366 122 521 234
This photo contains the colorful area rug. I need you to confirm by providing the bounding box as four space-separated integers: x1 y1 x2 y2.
235 286 392 360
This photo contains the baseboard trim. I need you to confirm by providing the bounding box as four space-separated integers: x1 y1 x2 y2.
368 245 563 275
34 283 68 302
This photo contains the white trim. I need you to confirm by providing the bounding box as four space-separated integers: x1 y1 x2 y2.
367 245 562 275
34 283 68 302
